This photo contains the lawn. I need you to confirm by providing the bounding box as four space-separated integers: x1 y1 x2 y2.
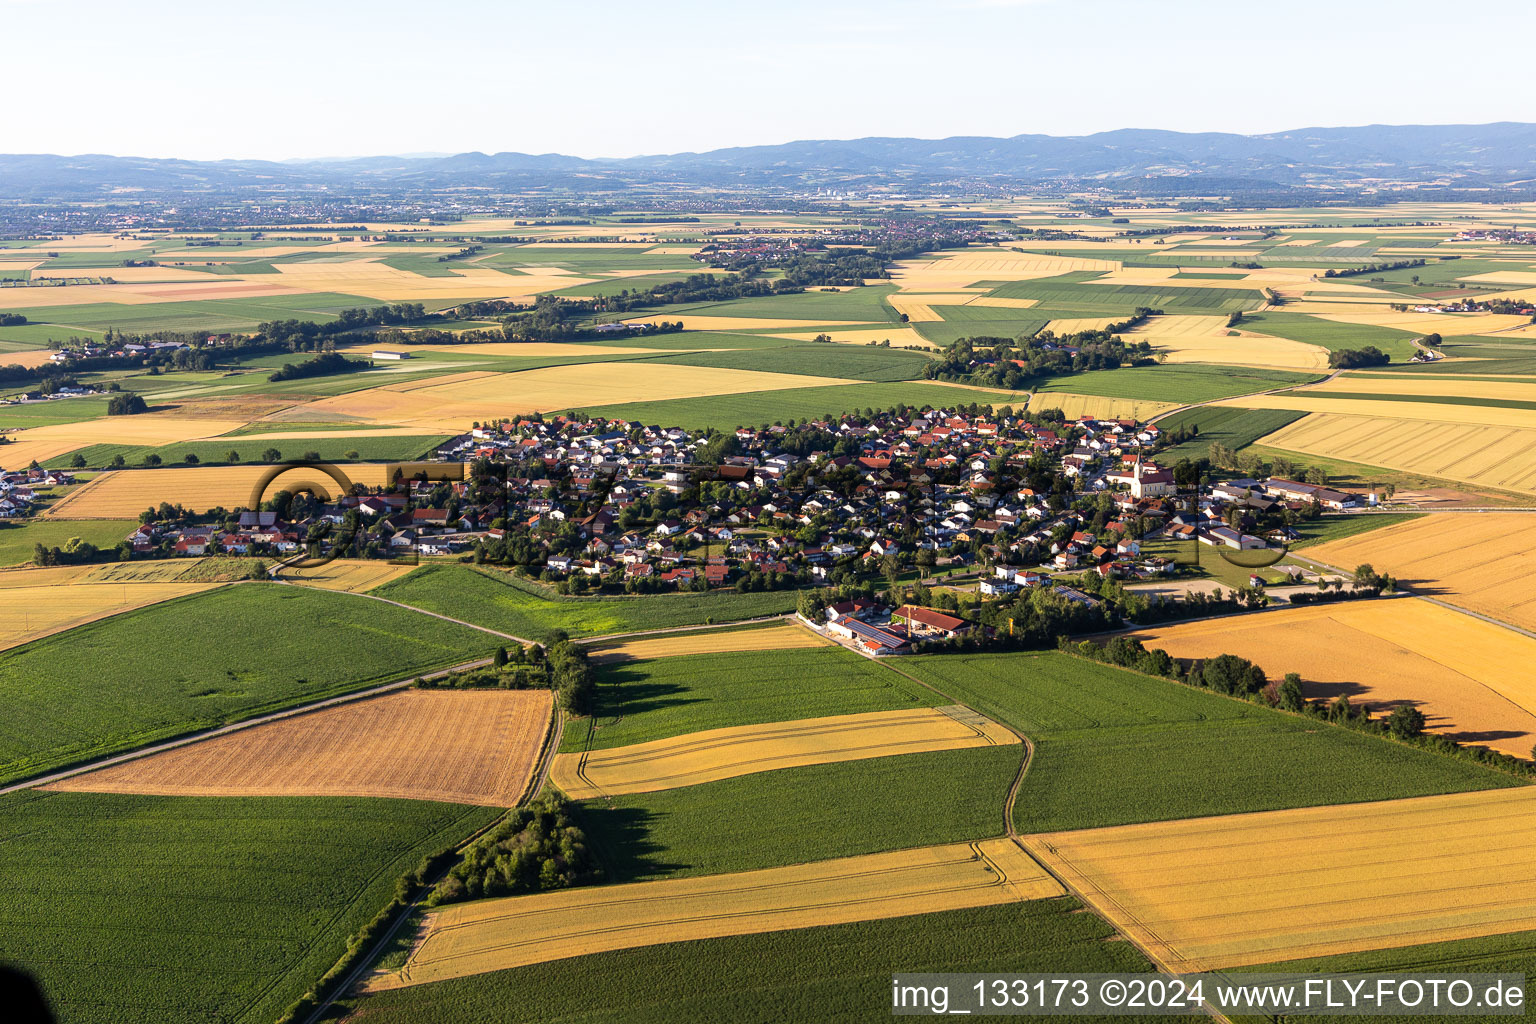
898 651 1522 833
563 646 942 753
0 789 495 1024
0 582 498 784
0 517 138 565
575 744 1019 881
584 380 1022 430
340 899 1182 1024
1138 537 1301 588
1035 365 1318 404
372 563 800 643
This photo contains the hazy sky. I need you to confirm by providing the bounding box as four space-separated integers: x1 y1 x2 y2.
8 0 1534 160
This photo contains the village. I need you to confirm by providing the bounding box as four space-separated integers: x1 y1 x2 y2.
59 402 1379 651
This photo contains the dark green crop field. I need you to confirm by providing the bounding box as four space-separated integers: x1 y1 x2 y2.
0 789 496 1024
899 652 1522 832
371 563 801 644
0 582 497 784
563 647 941 753
340 899 1187 1024
575 744 1019 881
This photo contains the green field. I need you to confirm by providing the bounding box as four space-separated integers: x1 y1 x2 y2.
372 563 800 643
584 380 1024 430
1153 405 1308 461
0 397 110 428
648 343 933 382
0 517 138 564
1289 512 1425 548
342 899 1183 1024
0 789 495 1024
1241 312 1421 359
898 652 1521 832
4 292 387 334
577 744 1019 881
987 277 1265 312
563 647 942 753
44 433 452 470
678 285 902 323
0 582 497 784
1035 365 1317 404
914 317 1050 345
1232 929 1536 1024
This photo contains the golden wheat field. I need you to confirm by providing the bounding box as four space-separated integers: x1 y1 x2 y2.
1025 787 1536 971
1123 315 1329 370
0 414 250 470
887 252 1118 291
1311 374 1536 402
0 578 221 652
370 838 1061 990
44 464 399 518
767 325 936 348
1257 412 1536 493
1305 513 1536 633
583 623 829 663
1025 393 1180 422
275 558 420 592
549 706 1017 800
287 363 850 431
1129 600 1536 756
48 688 552 805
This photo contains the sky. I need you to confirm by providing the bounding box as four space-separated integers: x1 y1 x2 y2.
7 0 1535 161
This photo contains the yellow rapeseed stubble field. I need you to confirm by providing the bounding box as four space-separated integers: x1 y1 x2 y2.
49 689 553 806
1130 600 1536 756
583 623 829 663
549 706 1018 800
1124 315 1329 370
370 838 1062 989
1257 413 1536 493
44 464 399 518
1306 513 1536 633
1024 787 1536 971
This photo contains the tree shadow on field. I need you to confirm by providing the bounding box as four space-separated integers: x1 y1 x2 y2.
572 804 686 883
1300 678 1372 701
594 665 704 721
1443 728 1528 747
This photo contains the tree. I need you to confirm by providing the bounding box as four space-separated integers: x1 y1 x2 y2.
69 452 86 468
184 453 200 465
1387 703 1426 739
226 450 241 463
261 448 281 463
1278 672 1306 712
140 453 162 467
109 454 126 469
106 393 148 416
493 646 508 668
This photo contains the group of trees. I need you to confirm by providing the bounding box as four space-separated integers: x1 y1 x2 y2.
1328 346 1392 369
429 794 600 905
1321 259 1425 278
418 642 554 691
268 351 368 382
924 326 1158 390
106 392 148 415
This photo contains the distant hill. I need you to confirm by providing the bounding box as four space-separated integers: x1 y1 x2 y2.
6 122 1536 195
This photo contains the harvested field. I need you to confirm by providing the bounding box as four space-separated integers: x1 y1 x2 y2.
549 706 1017 799
44 464 397 518
1314 310 1531 335
888 252 1117 291
289 363 850 431
1125 315 1329 370
1311 374 1536 402
1044 317 1122 334
370 838 1062 989
1024 392 1180 421
583 623 828 663
1024 787 1536 971
1229 393 1536 428
1257 412 1536 493
1305 513 1536 634
276 559 419 592
0 578 221 652
49 689 552 806
1129 600 1536 756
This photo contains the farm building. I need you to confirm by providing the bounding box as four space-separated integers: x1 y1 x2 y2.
891 605 971 639
372 350 411 360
